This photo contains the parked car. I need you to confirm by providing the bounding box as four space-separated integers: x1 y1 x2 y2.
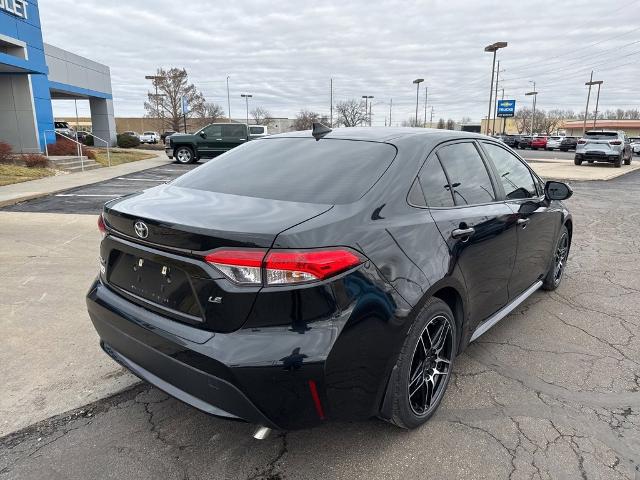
139 131 160 144
545 136 564 151
166 123 249 164
629 137 640 155
575 130 632 167
249 125 268 139
88 126 573 433
501 135 520 148
121 131 140 140
161 131 177 142
54 121 75 138
559 136 578 151
530 136 548 150
517 136 533 149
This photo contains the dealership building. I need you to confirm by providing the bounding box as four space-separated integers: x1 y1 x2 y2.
0 0 116 152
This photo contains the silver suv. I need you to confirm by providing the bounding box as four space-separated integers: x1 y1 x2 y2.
575 130 632 167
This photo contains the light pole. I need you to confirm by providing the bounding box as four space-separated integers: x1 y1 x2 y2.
240 94 252 126
412 79 424 126
226 75 231 120
361 96 373 126
492 62 505 135
389 98 393 126
145 75 164 131
367 96 374 126
330 78 333 128
525 86 538 135
586 78 604 129
484 42 507 135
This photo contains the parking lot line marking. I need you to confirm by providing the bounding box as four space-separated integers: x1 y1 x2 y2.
55 194 122 197
116 177 167 182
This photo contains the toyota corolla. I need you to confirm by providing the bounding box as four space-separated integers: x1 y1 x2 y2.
87 125 573 434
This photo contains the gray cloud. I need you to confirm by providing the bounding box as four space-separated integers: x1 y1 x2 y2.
41 0 640 123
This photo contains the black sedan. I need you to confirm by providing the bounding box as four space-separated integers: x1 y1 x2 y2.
87 125 573 433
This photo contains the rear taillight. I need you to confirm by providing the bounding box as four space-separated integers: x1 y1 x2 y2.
97 213 107 238
577 140 586 144
609 140 622 145
204 248 364 286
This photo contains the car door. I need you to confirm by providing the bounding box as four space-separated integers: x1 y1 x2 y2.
199 124 224 158
420 141 518 325
480 141 559 298
221 124 248 151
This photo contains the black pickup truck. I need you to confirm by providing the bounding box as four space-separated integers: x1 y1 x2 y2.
166 123 249 164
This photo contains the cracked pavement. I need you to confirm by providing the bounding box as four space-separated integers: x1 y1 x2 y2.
1 171 640 479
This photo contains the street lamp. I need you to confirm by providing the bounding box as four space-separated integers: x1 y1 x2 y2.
226 75 231 121
585 77 603 129
525 86 538 135
240 94 252 126
362 95 374 126
412 79 424 126
484 42 508 135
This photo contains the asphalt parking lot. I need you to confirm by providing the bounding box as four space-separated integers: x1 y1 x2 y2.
1 164 639 479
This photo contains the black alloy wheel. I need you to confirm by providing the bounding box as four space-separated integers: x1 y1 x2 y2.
390 298 457 429
543 225 570 291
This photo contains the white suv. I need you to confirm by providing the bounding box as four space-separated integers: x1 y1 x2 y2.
630 137 640 156
575 130 632 167
546 136 564 151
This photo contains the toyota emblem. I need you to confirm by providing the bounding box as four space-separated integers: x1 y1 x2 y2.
134 220 149 239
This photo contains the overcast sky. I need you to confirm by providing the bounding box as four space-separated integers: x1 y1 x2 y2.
40 0 640 124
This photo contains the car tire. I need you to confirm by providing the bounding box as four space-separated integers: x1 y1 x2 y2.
614 156 622 168
560 148 567 152
175 146 196 164
624 157 631 165
389 297 457 430
542 225 570 291
574 158 582 165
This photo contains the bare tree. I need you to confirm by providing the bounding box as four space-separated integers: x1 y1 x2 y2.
436 118 446 129
335 99 367 127
538 109 565 135
293 110 322 130
194 102 226 128
625 109 640 119
251 107 274 126
514 107 532 134
401 117 421 127
144 68 206 132
460 116 472 124
446 119 455 130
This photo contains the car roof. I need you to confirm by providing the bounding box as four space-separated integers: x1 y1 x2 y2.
265 127 488 143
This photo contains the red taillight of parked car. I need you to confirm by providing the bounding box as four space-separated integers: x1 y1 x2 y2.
97 213 107 238
609 140 622 145
205 248 364 285
577 140 586 144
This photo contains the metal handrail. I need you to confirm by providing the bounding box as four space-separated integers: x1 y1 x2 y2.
81 131 112 167
43 130 85 172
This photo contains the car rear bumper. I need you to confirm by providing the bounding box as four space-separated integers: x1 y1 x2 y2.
86 278 355 430
575 151 620 161
165 147 173 158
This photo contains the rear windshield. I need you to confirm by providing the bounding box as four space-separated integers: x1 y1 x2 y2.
249 126 265 134
143 131 155 135
172 138 397 204
585 132 618 139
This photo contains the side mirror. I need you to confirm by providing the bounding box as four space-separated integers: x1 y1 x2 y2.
545 181 573 201
199 132 207 139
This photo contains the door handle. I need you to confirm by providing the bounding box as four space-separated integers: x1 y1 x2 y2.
517 218 530 227
452 227 475 239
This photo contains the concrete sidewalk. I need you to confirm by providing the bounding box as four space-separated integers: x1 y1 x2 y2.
529 160 640 181
0 152 170 208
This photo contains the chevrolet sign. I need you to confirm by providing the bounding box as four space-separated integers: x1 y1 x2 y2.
496 100 516 118
0 0 28 19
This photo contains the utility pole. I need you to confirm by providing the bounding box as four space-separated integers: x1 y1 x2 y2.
484 42 508 135
423 86 428 128
361 96 368 126
500 88 506 135
330 78 333 128
362 95 373 126
369 98 373 126
240 94 252 126
226 75 231 121
583 71 594 136
389 98 392 126
413 78 424 126
586 77 604 129
430 106 434 127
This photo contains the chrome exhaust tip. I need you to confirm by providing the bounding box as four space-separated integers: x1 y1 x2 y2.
252 426 272 440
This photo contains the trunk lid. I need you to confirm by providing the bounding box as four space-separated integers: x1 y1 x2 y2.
101 184 332 332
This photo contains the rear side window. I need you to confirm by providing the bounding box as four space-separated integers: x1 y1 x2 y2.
222 124 247 138
418 158 454 208
172 138 397 204
482 143 537 199
249 126 265 134
436 142 495 206
585 132 618 139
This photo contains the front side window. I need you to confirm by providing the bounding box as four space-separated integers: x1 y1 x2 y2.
436 142 495 206
418 157 454 208
482 142 537 199
202 125 222 137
